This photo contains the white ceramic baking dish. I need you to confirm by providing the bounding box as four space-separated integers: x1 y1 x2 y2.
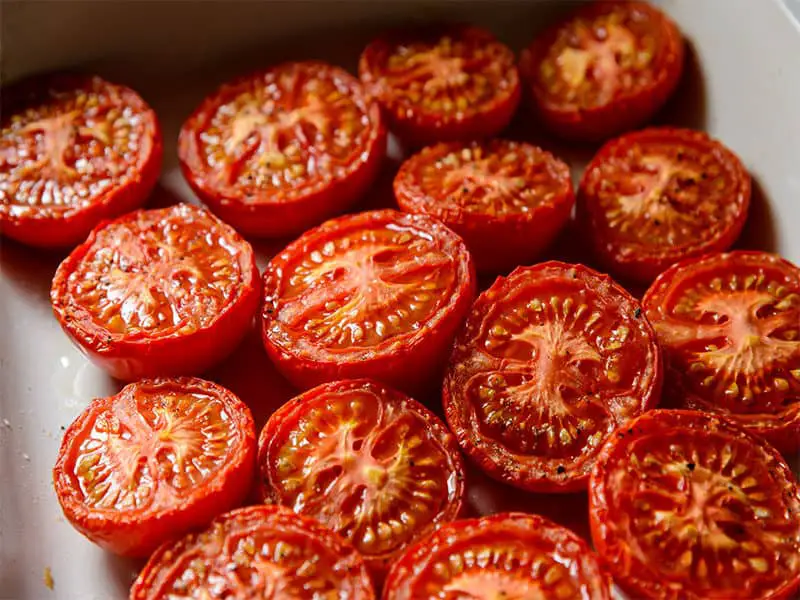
1 1 799 598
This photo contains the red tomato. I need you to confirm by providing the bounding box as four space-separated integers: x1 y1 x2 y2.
444 261 662 492
394 139 574 274
53 377 255 557
0 74 162 248
261 209 476 393
50 203 260 381
179 61 386 238
258 378 465 579
359 24 520 147
578 127 751 283
130 504 375 599
590 409 800 600
520 1 684 141
642 251 800 452
382 512 612 599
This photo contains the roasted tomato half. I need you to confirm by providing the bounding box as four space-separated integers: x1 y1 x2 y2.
444 261 662 492
53 377 255 557
179 61 386 238
578 127 751 283
520 1 684 141
0 73 162 248
394 139 574 274
130 504 375 599
590 409 800 600
50 203 260 381
382 512 612 600
258 379 465 579
261 209 476 393
643 251 800 452
359 24 520 147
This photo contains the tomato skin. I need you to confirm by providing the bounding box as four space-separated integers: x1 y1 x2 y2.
578 128 751 283
394 139 574 274
50 203 260 381
589 409 800 600
520 1 684 141
258 378 465 580
130 504 375 599
642 251 800 452
444 261 662 493
382 512 612 600
359 24 520 147
179 61 386 238
53 377 256 558
261 209 476 394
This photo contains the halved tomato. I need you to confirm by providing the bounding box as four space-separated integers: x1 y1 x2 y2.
643 251 800 452
258 378 465 579
519 1 684 141
50 203 260 381
179 61 386 238
444 261 662 492
382 512 612 599
590 409 800 600
261 209 475 394
359 24 520 147
578 127 751 283
394 139 574 274
53 377 255 557
130 504 375 599
0 73 162 248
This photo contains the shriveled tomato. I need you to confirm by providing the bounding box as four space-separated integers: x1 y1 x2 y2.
50 203 260 381
359 24 520 147
643 251 800 452
394 139 574 274
590 409 800 600
0 73 162 248
53 377 255 557
520 1 684 141
382 512 612 600
258 378 465 579
261 209 475 393
444 261 662 492
130 504 374 599
578 128 751 283
179 61 386 238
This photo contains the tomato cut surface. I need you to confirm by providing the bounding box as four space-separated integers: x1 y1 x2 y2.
643 251 800 452
520 1 684 141
579 128 751 283
590 409 800 600
53 377 255 557
51 203 260 381
258 379 464 578
261 209 475 393
130 504 374 599
359 24 520 146
0 74 162 248
179 61 386 238
382 512 612 600
394 139 574 273
444 261 661 492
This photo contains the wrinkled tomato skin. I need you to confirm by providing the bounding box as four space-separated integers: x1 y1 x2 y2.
359 25 520 147
179 62 386 238
50 204 260 381
0 74 162 248
394 140 574 274
53 377 256 558
520 1 684 141
589 409 800 600
578 128 751 283
261 210 476 395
